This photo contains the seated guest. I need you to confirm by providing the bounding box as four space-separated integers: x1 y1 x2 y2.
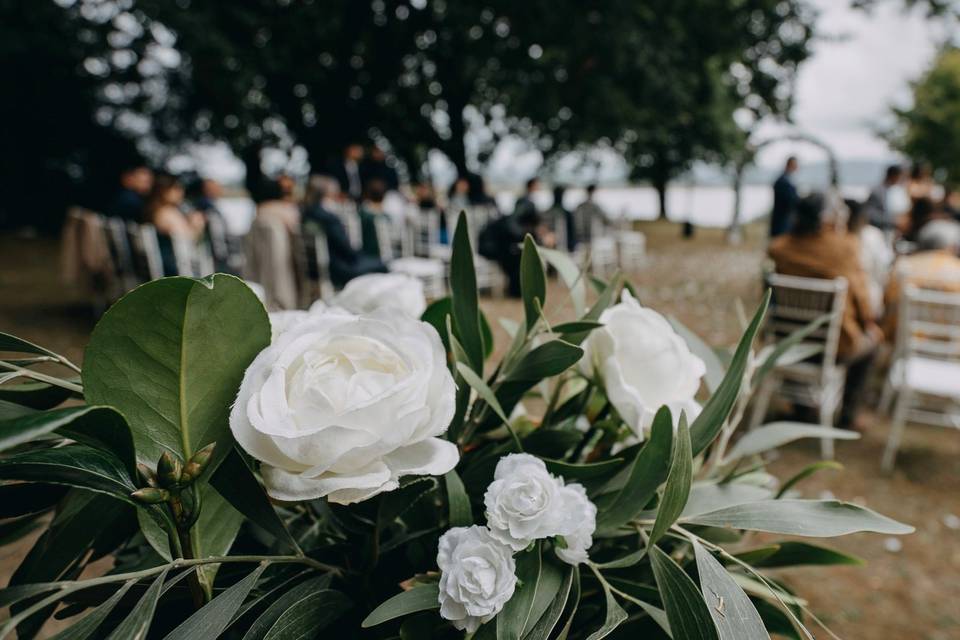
107 163 153 221
448 177 471 212
902 196 938 242
302 175 387 287
769 193 882 429
331 143 365 203
883 219 960 340
572 184 611 248
145 174 205 276
244 180 301 310
188 177 233 272
359 178 389 259
479 205 555 298
361 146 400 192
847 198 893 318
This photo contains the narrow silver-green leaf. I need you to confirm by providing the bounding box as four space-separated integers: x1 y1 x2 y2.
520 235 547 332
362 584 441 627
649 414 693 545
540 247 586 317
683 500 915 536
449 213 484 372
724 423 859 462
444 470 473 527
693 541 769 640
161 564 266 640
585 575 627 640
524 566 574 640
261 589 351 640
0 445 136 502
48 580 135 640
105 568 170 640
650 546 719 640
498 545 544 640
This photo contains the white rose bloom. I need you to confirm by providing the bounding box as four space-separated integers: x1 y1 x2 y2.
268 310 310 342
330 273 426 318
554 483 597 565
437 526 517 633
582 290 705 437
230 309 459 504
484 453 565 551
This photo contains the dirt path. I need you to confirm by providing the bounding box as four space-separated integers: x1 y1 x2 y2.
1 222 958 639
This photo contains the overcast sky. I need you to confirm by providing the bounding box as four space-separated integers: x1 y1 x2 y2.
755 0 951 166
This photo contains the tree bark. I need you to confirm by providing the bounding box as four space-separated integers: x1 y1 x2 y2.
242 144 264 203
654 174 669 220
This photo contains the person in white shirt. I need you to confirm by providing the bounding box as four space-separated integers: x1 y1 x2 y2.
847 198 892 318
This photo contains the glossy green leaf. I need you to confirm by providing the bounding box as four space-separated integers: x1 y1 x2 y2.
693 542 769 640
242 576 339 639
0 445 136 502
82 274 270 470
105 568 170 640
0 405 135 474
669 316 725 394
520 235 546 331
690 291 769 456
0 380 72 410
596 406 673 534
592 549 647 570
750 541 863 567
444 470 473 527
210 448 300 553
497 545 551 640
456 362 512 427
683 499 915 536
551 321 604 335
449 213 484 372
0 399 36 420
162 564 266 640
725 423 859 462
48 580 135 640
506 340 584 382
555 570 581 640
565 274 621 346
0 483 69 518
650 414 693 546
542 457 624 480
362 584 441 628
260 589 350 640
585 575 627 640
650 545 719 640
524 566 574 640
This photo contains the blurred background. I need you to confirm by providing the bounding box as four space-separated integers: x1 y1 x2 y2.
2 1 960 638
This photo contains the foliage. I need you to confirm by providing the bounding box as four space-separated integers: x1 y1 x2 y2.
0 215 912 639
889 46 960 186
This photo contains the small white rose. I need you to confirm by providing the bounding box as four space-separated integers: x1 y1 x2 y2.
331 273 426 318
437 525 517 633
554 483 597 565
484 453 565 552
582 290 705 437
268 310 310 342
230 309 458 504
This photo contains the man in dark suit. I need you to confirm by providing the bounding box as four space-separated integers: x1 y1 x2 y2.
106 164 153 221
329 143 365 203
770 156 799 238
361 145 400 192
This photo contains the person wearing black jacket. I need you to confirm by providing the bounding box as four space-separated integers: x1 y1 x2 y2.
770 156 799 238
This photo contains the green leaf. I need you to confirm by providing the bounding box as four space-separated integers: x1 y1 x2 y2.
0 380 73 410
0 445 136 502
524 566 574 640
585 574 627 640
105 568 169 640
693 542 769 640
690 291 769 456
650 545 720 640
0 515 42 546
0 332 61 358
0 405 135 474
565 274 621 346
551 321 604 335
496 546 534 639
362 584 440 628
48 580 135 640
539 247 586 317
0 583 57 609
0 399 36 421
421 297 453 352
650 413 693 546
449 213 484 372
750 541 863 568
242 577 341 639
0 483 69 518
669 316 725 394
506 340 583 382
456 362 512 427
754 314 829 384
555 570 580 640
680 483 773 519
683 499 915 536
82 274 270 470
520 235 547 332
725 423 859 462
162 564 266 640
542 457 624 480
596 406 673 534
775 461 843 498
444 470 472 527
260 589 350 640
210 448 300 553
592 549 647 570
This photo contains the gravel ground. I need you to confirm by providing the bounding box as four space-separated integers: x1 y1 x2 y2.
1 220 958 639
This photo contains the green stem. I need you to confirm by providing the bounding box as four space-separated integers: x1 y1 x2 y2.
0 361 83 393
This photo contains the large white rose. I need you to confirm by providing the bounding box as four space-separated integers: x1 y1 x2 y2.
327 273 427 318
268 310 309 342
554 483 597 565
230 309 459 504
582 290 705 437
484 453 565 552
437 526 517 633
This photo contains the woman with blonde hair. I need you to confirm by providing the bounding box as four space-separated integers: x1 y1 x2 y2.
145 174 206 275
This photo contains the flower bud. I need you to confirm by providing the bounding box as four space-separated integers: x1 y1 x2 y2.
157 451 183 487
137 463 159 488
181 443 216 483
131 487 170 504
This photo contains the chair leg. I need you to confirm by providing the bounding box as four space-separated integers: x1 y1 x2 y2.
879 374 896 415
818 401 836 459
881 390 912 472
747 376 776 432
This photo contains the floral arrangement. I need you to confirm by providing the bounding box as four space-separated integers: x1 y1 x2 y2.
0 215 911 640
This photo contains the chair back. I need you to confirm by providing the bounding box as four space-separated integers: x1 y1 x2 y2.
764 273 848 380
898 285 960 363
126 223 164 282
293 228 335 306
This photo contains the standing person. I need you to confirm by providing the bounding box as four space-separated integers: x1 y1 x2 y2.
906 161 935 201
361 146 400 192
863 164 905 232
331 143 365 203
513 177 541 220
548 185 576 251
479 202 555 298
572 184 610 248
768 193 882 430
769 156 799 238
359 178 389 259
448 177 471 212
145 174 205 276
107 163 153 221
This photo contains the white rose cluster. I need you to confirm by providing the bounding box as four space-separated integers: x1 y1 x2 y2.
322 272 426 318
231 306 458 505
437 453 597 632
582 290 705 438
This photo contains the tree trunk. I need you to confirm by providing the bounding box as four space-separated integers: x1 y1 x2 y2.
726 163 745 244
242 144 264 203
653 174 669 220
447 96 469 176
